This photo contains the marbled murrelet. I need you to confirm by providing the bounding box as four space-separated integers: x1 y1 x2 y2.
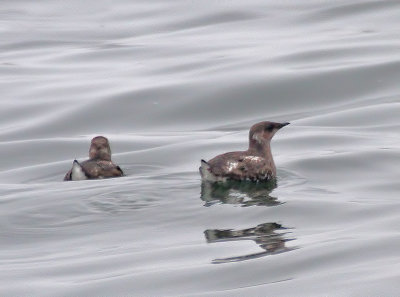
64 136 123 181
200 121 289 182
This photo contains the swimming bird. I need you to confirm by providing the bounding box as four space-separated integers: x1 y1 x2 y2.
199 121 289 182
64 136 123 181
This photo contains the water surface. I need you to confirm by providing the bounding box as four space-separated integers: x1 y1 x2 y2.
1 1 400 296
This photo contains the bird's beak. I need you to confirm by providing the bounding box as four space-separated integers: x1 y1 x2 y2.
278 122 290 129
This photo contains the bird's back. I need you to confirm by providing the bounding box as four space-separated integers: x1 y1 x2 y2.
81 159 123 178
64 159 123 181
201 150 275 182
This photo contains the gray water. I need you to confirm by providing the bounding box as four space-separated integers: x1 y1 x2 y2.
1 1 400 296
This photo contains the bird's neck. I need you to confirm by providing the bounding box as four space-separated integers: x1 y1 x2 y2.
249 140 276 173
89 148 111 161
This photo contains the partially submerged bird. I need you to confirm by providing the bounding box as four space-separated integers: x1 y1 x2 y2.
200 121 289 183
64 136 123 181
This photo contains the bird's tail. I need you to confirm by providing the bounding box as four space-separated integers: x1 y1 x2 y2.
199 159 210 177
199 159 218 182
71 160 88 181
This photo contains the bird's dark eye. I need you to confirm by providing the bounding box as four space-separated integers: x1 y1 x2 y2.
265 124 274 132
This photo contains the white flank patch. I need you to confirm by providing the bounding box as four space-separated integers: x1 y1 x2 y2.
71 161 88 181
227 161 239 172
243 156 263 162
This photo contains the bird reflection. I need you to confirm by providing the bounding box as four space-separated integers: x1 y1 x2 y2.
200 180 281 207
205 222 295 264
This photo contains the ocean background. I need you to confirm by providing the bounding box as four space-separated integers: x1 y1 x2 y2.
1 0 400 296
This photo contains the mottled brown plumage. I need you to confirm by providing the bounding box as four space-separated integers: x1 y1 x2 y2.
200 121 289 182
64 136 123 181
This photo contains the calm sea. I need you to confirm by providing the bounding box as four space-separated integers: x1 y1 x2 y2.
1 1 399 296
